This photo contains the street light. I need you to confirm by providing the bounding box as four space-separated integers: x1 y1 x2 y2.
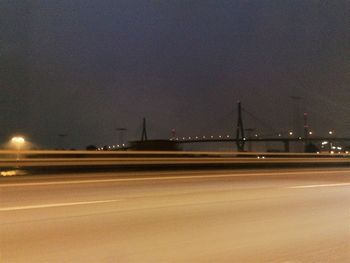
11 136 25 160
11 136 25 148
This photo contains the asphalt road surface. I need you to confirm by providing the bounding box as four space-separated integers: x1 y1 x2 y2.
1 168 349 262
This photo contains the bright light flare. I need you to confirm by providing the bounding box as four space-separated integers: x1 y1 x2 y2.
10 136 26 160
11 136 25 145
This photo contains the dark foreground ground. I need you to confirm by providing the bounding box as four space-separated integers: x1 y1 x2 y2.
1 168 349 262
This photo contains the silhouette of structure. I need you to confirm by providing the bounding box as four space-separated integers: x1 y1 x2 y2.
303 112 309 151
141 117 148 141
175 103 350 152
235 101 245 151
236 101 245 152
86 145 97 151
130 117 179 151
130 140 179 151
290 95 302 137
130 105 350 153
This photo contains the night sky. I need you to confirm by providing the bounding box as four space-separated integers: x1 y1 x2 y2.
1 1 349 149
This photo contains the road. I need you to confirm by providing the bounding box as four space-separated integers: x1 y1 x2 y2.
1 168 349 262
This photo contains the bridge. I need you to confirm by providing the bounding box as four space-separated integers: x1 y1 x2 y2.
162 102 350 152
172 137 350 152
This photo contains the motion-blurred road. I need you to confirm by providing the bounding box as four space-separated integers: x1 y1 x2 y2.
1 168 349 262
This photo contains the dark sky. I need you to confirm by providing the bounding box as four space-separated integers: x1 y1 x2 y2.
1 0 349 149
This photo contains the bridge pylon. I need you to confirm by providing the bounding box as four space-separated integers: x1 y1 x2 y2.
236 101 245 151
141 117 148 141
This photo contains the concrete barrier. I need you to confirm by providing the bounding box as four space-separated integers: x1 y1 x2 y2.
0 150 349 174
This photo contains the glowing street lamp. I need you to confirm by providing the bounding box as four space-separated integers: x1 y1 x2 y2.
11 136 25 149
11 136 25 160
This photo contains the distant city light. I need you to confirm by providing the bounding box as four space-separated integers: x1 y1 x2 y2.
309 131 313 135
328 131 334 135
289 131 293 136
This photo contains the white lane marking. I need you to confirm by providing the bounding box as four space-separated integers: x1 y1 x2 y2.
0 169 349 188
289 183 350 189
0 199 121 212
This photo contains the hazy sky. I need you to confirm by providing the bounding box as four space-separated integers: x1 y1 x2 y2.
1 0 349 148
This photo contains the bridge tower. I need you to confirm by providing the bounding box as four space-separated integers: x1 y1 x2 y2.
236 101 245 151
141 117 148 141
303 112 309 152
